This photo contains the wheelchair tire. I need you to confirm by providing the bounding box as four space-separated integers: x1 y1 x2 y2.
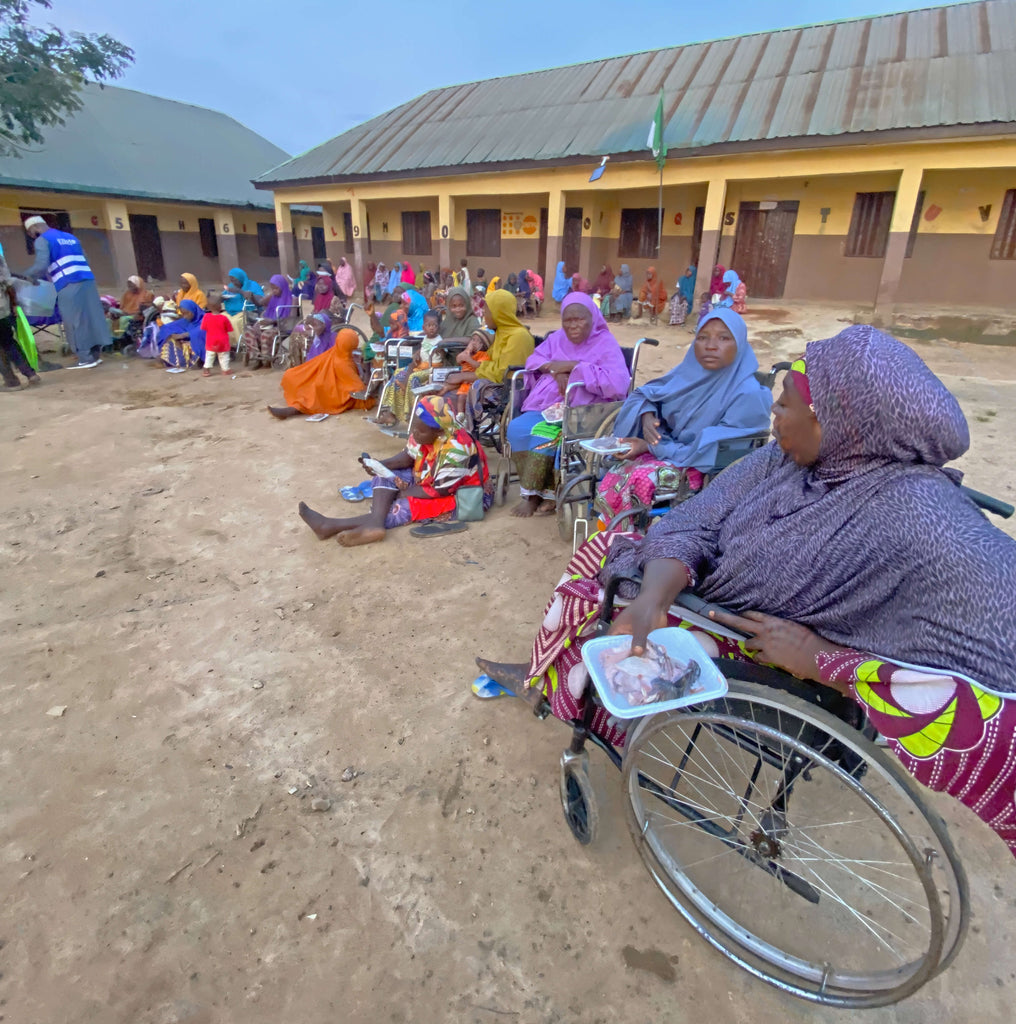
560 749 598 846
272 339 290 370
495 463 511 506
557 496 578 545
620 678 968 1008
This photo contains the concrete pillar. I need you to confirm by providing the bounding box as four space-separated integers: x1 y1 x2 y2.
274 198 294 278
102 200 136 287
349 195 369 284
544 189 566 300
214 208 239 284
697 178 728 286
438 193 455 272
321 203 346 271
874 166 925 314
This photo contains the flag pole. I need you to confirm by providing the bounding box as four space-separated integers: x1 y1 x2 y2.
657 161 663 257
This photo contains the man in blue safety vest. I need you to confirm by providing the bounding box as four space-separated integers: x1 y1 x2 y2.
21 215 107 369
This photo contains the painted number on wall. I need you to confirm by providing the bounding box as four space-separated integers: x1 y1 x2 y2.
723 212 735 226
441 225 449 238
221 223 230 233
353 225 360 237
114 217 124 229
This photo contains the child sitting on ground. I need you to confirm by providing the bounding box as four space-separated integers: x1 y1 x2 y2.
443 332 490 415
201 293 233 376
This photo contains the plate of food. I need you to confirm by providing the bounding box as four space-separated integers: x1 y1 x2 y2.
578 436 631 456
580 627 727 719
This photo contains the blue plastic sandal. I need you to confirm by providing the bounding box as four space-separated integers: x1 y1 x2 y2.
471 673 517 699
339 479 373 502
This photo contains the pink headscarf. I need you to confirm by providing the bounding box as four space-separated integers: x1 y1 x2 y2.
335 258 356 299
400 262 416 286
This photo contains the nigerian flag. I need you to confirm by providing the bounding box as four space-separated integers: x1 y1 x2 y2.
647 90 667 170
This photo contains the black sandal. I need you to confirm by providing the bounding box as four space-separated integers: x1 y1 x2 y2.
410 521 469 538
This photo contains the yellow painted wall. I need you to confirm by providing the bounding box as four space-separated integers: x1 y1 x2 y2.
915 168 1016 235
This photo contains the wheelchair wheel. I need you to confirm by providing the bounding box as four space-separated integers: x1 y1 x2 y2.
621 679 968 1008
557 495 578 544
272 338 290 370
560 748 598 845
495 463 511 506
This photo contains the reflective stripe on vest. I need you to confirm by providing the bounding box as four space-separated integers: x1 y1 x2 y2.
41 228 94 291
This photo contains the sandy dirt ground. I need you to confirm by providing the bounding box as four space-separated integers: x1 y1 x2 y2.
1 305 1015 1024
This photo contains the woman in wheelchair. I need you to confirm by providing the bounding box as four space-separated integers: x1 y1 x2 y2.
482 326 1016 856
507 292 630 518
594 308 771 523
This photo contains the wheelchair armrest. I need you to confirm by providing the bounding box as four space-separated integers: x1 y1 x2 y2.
962 486 1015 519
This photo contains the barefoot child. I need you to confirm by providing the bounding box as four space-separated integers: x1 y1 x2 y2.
201 294 233 376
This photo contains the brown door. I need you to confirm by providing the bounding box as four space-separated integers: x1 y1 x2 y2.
537 207 548 282
730 200 799 299
690 205 705 269
128 214 165 280
563 207 583 275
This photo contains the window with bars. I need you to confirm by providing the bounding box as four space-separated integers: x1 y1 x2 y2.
257 222 279 258
845 192 895 258
618 208 660 259
311 226 326 260
401 211 432 255
198 217 218 259
466 209 501 257
990 189 1016 260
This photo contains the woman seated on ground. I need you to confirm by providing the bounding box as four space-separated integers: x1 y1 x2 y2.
174 272 206 309
593 264 614 311
638 266 667 318
668 265 696 326
720 268 747 313
441 289 535 431
242 275 297 369
524 269 544 314
507 293 630 518
297 395 490 547
158 299 206 368
515 268 531 316
221 267 263 339
268 326 373 420
479 325 1016 858
594 308 771 524
570 272 594 295
551 261 570 303
403 284 430 332
292 260 312 303
612 264 633 321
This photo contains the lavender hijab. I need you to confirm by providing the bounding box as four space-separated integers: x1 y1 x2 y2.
522 292 630 412
613 307 771 471
264 274 294 320
618 326 1016 691
305 313 335 362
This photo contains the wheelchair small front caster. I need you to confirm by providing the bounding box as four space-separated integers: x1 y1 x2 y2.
559 748 598 845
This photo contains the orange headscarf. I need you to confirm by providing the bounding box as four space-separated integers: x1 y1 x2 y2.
280 328 375 416
639 267 667 313
174 273 206 309
119 275 154 314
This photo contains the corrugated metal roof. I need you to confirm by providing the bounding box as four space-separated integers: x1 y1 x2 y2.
0 84 290 209
256 0 1016 188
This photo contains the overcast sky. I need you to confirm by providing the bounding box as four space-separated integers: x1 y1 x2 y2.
58 0 954 157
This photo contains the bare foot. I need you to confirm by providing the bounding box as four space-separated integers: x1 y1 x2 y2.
337 526 386 547
299 501 358 539
375 410 397 427
534 500 557 517
510 496 542 518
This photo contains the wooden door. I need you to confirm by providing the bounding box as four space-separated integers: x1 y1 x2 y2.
730 200 799 299
128 214 165 280
466 209 501 257
690 205 705 268
563 207 583 275
537 207 548 282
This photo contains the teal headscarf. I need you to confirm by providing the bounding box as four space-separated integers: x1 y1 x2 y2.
222 267 262 315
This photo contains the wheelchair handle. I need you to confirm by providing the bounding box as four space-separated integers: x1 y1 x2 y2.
962 486 1014 519
638 337 660 347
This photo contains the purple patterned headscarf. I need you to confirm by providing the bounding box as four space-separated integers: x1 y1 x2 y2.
618 326 1016 691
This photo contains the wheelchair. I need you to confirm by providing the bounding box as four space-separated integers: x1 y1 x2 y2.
530 574 969 1008
492 338 656 512
523 482 1014 1007
559 361 789 548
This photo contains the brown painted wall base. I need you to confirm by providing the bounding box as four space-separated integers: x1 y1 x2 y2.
899 234 1016 305
782 235 882 304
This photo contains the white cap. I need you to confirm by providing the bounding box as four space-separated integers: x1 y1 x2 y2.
23 215 47 232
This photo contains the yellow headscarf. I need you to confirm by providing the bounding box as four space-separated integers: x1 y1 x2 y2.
476 289 533 383
175 272 207 309
486 276 501 294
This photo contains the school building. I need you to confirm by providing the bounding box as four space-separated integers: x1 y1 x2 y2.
0 84 321 290
255 0 1016 311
